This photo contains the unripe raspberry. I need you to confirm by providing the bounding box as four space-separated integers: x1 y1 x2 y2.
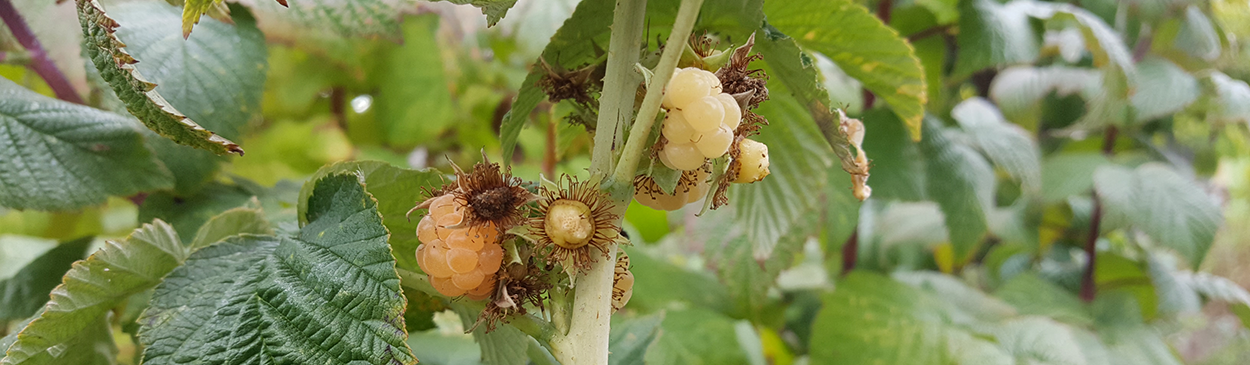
694 126 733 158
715 93 741 130
664 68 714 109
430 194 458 217
732 138 770 183
661 142 705 171
683 96 725 132
662 111 697 143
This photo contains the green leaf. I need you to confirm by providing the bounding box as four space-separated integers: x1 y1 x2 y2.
0 237 91 321
1 309 118 365
955 0 1039 77
752 33 863 175
76 0 243 156
764 0 927 138
453 305 527 365
139 181 264 244
950 97 1042 192
995 274 1093 326
239 0 419 38
299 161 444 273
0 78 174 211
919 118 994 262
109 1 268 193
372 15 455 149
1093 163 1223 268
644 308 747 365
1130 57 1198 122
609 313 664 365
1145 254 1201 315
138 173 416 365
809 272 957 365
1 220 187 365
623 246 733 315
893 271 1017 323
1173 271 1250 307
435 0 519 26
859 108 926 201
1175 5 1221 62
731 91 834 258
989 65 1100 123
710 230 803 318
180 0 225 38
1206 71 1250 125
1041 153 1110 203
983 317 1089 365
189 206 273 249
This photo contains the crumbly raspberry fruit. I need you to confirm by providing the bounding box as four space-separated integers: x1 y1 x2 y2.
413 192 505 299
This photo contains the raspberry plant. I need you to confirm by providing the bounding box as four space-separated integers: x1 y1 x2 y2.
3 0 1250 364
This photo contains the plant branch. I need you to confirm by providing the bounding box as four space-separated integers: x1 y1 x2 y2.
610 0 705 188
1080 126 1117 302
841 230 859 276
511 313 557 343
589 0 647 176
0 0 84 104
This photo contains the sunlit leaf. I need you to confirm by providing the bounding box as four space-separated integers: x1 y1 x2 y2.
920 118 994 262
1206 71 1250 125
372 15 455 149
950 97 1042 192
609 313 664 365
0 238 91 321
0 78 173 211
138 173 416 365
1175 5 1221 61
108 1 268 193
764 0 927 138
995 274 1094 326
1 220 187 365
1131 57 1198 123
1041 153 1110 203
189 206 273 249
955 0 1039 77
731 91 833 258
436 0 519 26
299 161 444 273
1094 163 1223 268
644 308 747 365
76 0 243 156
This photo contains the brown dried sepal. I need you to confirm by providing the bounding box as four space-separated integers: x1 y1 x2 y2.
537 57 604 107
471 256 552 333
715 33 769 110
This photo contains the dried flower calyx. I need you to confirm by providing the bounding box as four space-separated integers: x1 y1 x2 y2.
530 176 620 273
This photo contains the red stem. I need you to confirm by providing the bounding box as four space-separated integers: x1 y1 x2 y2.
1080 126 1117 302
0 0 84 104
841 230 859 276
861 0 892 109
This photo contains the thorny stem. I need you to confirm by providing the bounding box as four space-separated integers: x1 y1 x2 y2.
610 0 706 187
589 0 646 176
0 0 84 104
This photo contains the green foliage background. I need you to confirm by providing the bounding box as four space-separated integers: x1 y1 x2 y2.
3 0 1250 364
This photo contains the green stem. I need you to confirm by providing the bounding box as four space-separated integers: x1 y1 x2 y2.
589 0 647 176
610 0 706 188
396 268 440 298
511 313 557 343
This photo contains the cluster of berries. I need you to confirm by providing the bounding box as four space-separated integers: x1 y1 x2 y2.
659 67 742 170
416 194 504 299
